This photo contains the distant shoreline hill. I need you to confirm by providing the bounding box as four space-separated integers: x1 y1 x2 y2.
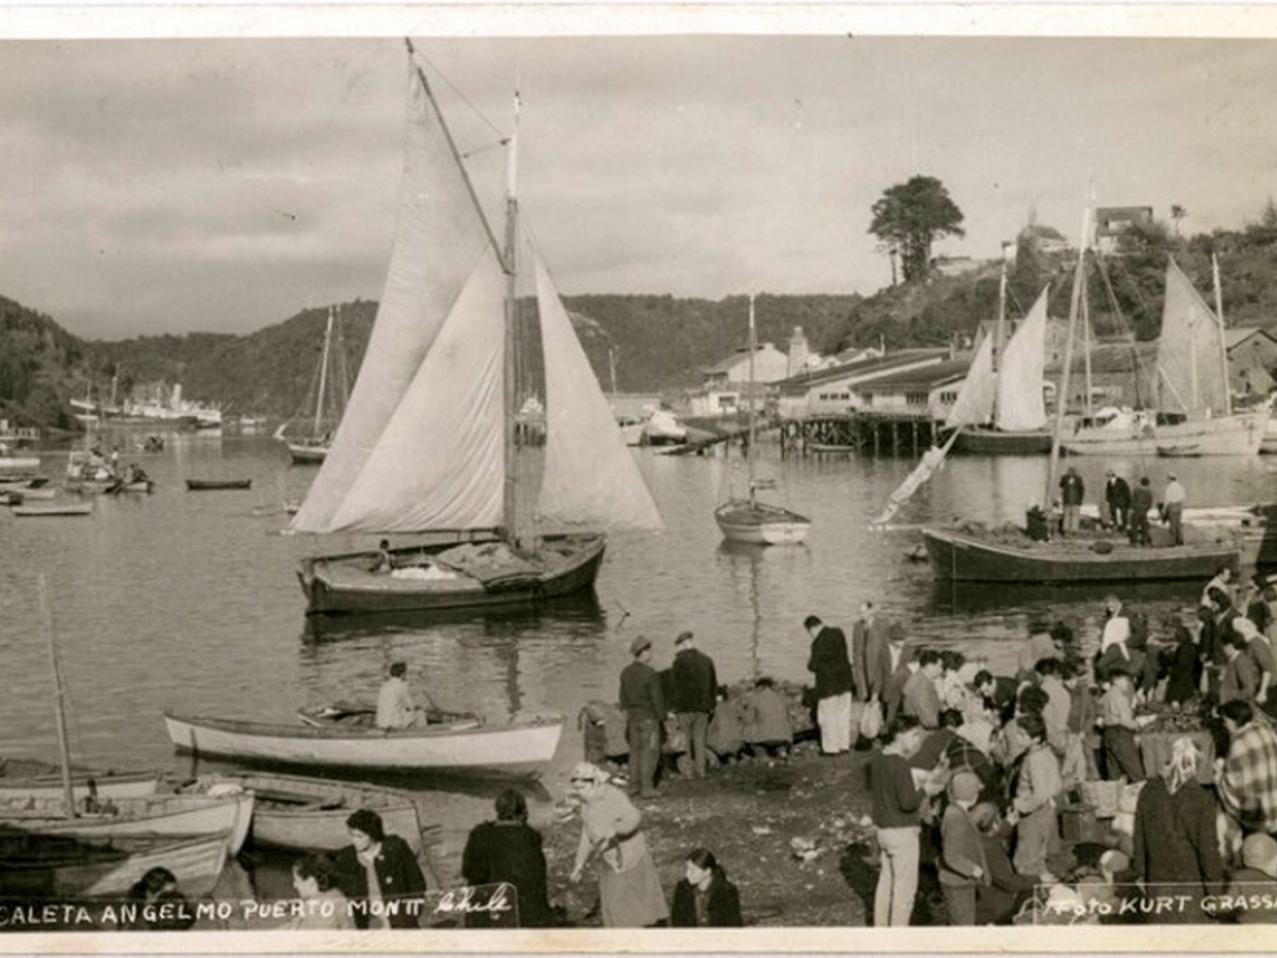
7 217 1277 432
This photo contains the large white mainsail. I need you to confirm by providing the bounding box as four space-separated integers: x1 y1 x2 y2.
533 251 662 531
291 64 495 533
944 330 995 428
993 286 1049 432
328 248 506 532
1156 258 1229 419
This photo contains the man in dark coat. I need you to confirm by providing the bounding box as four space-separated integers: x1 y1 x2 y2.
335 808 428 929
670 630 718 778
461 788 552 928
874 622 913 724
1059 466 1085 536
851 601 889 703
619 635 665 798
1104 469 1132 531
974 670 1018 723
1129 477 1154 546
805 614 854 754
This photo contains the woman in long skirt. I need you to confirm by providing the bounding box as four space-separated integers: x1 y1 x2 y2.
569 762 669 927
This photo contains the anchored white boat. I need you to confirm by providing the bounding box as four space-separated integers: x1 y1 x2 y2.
0 764 162 803
1061 406 1157 456
164 710 564 779
715 295 810 546
1 791 254 855
279 306 349 465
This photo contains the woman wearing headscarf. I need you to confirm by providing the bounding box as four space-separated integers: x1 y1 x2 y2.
568 762 668 927
1125 737 1223 922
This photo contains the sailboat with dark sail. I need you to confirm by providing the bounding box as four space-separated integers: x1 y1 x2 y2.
291 43 662 614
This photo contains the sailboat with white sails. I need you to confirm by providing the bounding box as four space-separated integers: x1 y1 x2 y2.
277 306 349 464
714 294 810 545
949 270 1053 454
290 43 662 615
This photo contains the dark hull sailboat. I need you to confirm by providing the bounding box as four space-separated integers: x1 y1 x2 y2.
953 427 1053 455
288 45 661 609
299 532 606 615
922 527 1238 583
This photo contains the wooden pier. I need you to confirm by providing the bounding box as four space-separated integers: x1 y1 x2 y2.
779 412 945 458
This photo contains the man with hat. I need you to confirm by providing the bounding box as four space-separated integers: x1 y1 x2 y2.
1228 833 1277 923
669 631 718 779
1058 465 1085 537
939 769 987 925
804 614 854 755
619 635 665 798
1104 468 1131 532
1164 473 1187 546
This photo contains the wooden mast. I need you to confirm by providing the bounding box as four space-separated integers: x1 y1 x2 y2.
1213 252 1232 417
502 90 522 546
313 307 334 438
1044 205 1091 512
747 294 758 503
1081 276 1094 418
991 258 1007 425
39 574 76 817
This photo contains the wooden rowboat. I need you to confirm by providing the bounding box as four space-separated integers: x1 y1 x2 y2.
0 791 254 855
922 526 1238 584
0 829 231 899
186 478 252 490
12 502 93 517
715 500 811 546
179 771 428 853
0 762 163 803
164 710 564 779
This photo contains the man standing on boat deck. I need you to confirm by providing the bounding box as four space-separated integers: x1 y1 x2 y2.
1059 467 1085 536
1104 469 1131 531
805 615 854 754
1164 473 1187 546
375 662 437 730
1129 477 1154 546
619 636 665 798
670 631 717 779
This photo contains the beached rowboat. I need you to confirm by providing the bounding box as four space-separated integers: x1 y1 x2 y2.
179 772 428 853
0 830 231 899
0 792 254 855
163 711 564 779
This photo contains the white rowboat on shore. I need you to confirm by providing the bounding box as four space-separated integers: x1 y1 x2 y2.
164 711 564 779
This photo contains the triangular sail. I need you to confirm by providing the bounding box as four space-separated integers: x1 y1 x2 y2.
291 65 495 533
994 286 1049 432
1156 258 1228 418
328 248 506 532
945 330 995 428
533 250 663 531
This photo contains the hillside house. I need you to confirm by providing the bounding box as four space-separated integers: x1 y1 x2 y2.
776 349 949 419
1095 206 1154 255
1225 326 1277 397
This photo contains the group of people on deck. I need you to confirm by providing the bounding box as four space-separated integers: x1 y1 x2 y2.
1050 466 1187 545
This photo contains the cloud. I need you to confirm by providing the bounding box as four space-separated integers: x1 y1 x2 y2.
0 35 1274 338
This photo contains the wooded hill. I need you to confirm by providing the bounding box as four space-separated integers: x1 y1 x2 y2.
6 211 1277 432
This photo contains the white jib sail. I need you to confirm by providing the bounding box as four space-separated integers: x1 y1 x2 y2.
994 286 1049 432
533 252 663 531
291 65 494 533
944 330 995 428
326 247 506 533
1156 258 1228 418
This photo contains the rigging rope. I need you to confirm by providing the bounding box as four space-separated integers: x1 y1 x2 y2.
410 45 506 140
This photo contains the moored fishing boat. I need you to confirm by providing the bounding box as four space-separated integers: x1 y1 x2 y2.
12 502 93 518
0 791 254 855
0 829 231 900
163 709 564 779
279 306 349 466
186 478 252 490
715 295 810 546
289 43 661 614
178 771 429 853
922 526 1239 584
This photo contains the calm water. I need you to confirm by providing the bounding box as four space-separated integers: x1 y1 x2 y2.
2 430 1274 885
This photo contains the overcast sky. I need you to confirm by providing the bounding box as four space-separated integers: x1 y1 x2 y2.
1 35 1274 340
